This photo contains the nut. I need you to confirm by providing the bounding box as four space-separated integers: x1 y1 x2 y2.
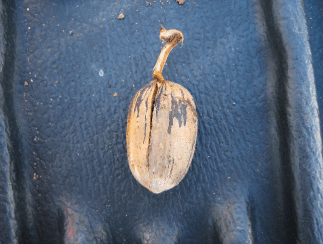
126 26 198 193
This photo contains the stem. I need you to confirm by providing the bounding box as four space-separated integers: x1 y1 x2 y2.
152 26 184 83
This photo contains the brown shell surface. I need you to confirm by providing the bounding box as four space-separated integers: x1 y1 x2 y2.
126 80 198 193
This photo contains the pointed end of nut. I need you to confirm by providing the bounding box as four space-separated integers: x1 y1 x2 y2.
159 25 166 32
179 39 184 48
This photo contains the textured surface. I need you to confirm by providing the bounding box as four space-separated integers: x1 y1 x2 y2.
0 0 323 243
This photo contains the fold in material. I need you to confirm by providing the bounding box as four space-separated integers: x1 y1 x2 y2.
0 0 322 243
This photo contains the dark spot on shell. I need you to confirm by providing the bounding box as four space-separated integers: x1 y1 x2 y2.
167 91 188 134
154 83 165 117
133 81 157 118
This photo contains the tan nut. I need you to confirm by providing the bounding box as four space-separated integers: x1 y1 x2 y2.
126 26 198 193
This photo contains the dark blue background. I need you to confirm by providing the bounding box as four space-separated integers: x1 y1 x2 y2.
0 0 323 243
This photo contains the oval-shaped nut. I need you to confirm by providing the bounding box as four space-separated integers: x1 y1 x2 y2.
127 80 198 193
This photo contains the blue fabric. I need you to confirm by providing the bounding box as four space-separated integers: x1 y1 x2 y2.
1 0 323 243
